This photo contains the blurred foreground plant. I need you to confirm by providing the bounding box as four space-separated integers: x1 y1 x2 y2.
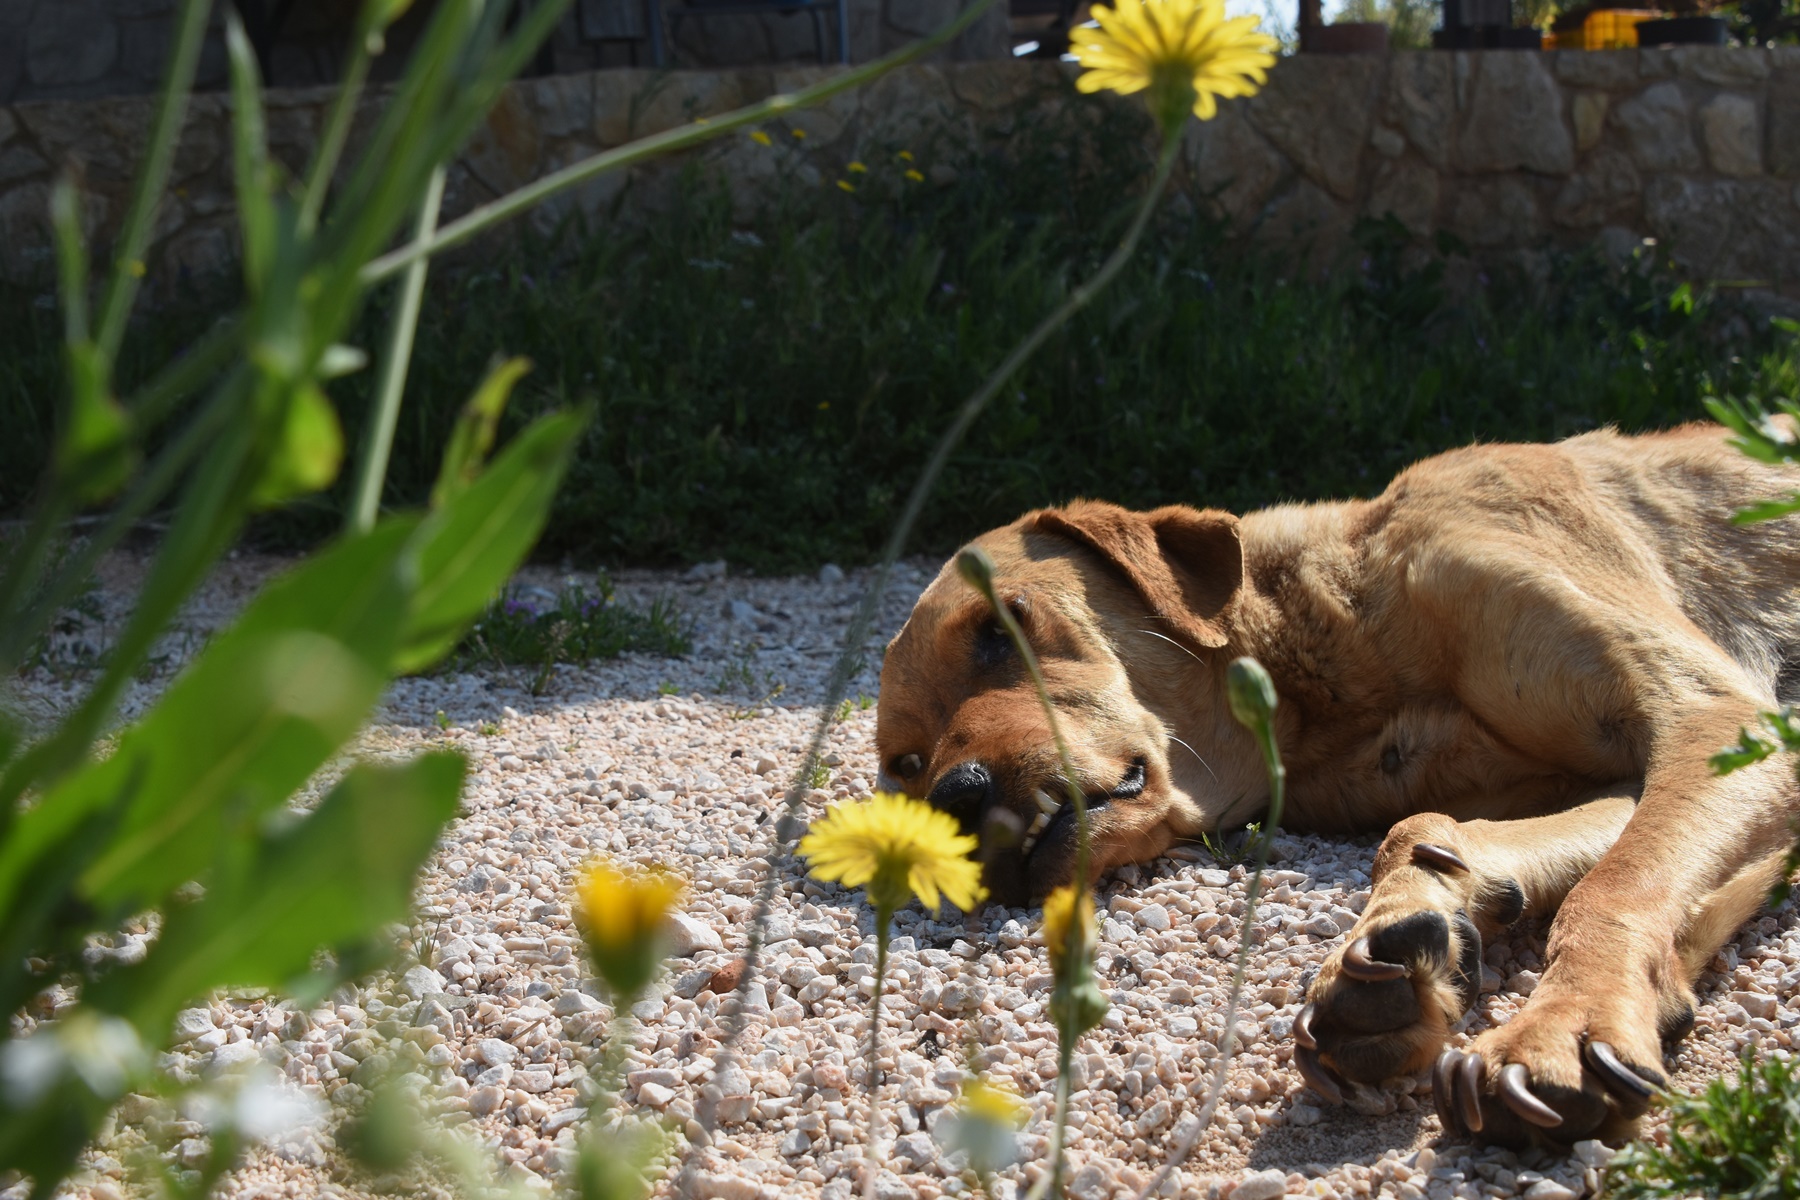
0 0 1004 1194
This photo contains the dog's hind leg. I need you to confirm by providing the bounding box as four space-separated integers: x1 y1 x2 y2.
1293 792 1637 1103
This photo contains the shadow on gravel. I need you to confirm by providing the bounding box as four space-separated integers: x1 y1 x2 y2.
1247 1102 1433 1172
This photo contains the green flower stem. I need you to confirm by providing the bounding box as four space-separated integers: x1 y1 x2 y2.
1130 659 1286 1200
358 0 995 287
677 90 1179 1200
349 164 446 533
861 911 892 1200
299 9 381 233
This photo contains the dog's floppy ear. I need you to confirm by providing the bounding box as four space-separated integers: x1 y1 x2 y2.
1028 499 1242 650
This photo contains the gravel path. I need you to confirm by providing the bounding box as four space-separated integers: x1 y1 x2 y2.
23 555 1800 1200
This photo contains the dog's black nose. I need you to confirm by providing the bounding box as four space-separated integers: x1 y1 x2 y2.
928 761 996 834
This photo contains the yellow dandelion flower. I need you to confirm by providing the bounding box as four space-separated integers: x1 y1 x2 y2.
848 161 868 174
897 149 915 162
1040 883 1097 978
791 128 808 139
799 792 986 915
959 1075 1030 1127
1071 0 1277 130
750 130 772 146
904 169 925 183
574 856 686 1000
836 179 856 193
128 260 147 279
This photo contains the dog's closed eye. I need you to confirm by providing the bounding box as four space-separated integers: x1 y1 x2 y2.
974 617 1013 667
972 597 1031 668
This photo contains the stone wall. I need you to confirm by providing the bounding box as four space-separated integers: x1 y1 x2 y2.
1197 45 1800 295
0 0 1007 104
3 50 1800 295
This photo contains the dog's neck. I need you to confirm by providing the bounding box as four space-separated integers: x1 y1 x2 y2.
1194 497 1401 829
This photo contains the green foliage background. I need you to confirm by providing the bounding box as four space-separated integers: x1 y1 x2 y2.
3 86 1796 579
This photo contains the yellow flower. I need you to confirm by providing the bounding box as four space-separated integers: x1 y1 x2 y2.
904 169 925 183
959 1075 1030 1128
128 260 147 279
791 128 807 139
1040 883 1097 978
750 130 772 146
848 161 868 174
574 856 686 1000
799 792 987 914
836 180 856 193
897 149 915 162
1071 0 1277 129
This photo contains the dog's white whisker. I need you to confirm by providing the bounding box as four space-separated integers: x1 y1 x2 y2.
1135 627 1206 666
1167 732 1218 781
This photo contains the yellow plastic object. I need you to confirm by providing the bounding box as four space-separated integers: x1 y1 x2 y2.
1549 9 1658 49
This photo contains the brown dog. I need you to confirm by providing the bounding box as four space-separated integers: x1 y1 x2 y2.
874 423 1800 1145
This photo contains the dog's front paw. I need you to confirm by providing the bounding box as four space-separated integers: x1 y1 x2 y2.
1295 894 1484 1101
1430 989 1672 1147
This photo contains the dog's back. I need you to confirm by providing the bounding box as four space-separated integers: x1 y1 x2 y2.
1379 423 1800 708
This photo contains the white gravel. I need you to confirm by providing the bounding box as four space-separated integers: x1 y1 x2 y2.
18 553 1800 1200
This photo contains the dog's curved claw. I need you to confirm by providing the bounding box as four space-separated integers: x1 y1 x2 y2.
1294 1042 1345 1105
1342 936 1410 981
1584 1040 1661 1113
1431 1049 1460 1133
1293 1003 1319 1050
1497 1063 1563 1128
1411 842 1471 874
1455 1051 1486 1133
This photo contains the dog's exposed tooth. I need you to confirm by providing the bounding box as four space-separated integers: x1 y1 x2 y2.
1026 809 1052 838
1034 789 1061 818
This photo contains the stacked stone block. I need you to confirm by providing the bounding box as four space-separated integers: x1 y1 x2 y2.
2 52 1799 296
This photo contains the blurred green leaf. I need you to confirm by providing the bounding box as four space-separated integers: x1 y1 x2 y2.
0 521 416 933
225 11 276 295
431 356 530 509
250 383 345 508
1730 493 1800 525
58 344 135 504
91 753 464 1029
51 177 135 504
396 408 587 673
319 344 370 378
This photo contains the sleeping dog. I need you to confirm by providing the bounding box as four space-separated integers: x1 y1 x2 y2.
874 423 1800 1145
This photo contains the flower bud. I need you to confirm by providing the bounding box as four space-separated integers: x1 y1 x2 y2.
1227 656 1278 733
955 546 999 603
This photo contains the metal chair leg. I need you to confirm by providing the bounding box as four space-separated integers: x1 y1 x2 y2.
647 0 668 66
836 0 850 61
